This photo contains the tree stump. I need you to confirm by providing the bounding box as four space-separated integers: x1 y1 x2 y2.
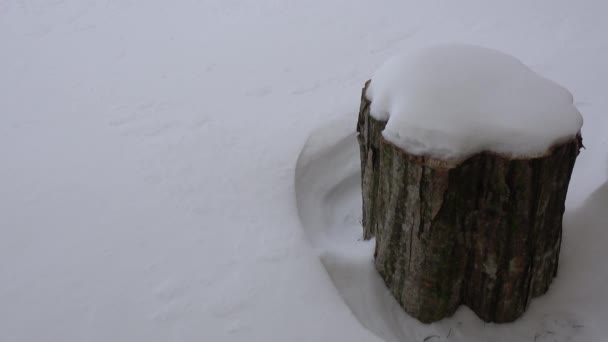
357 81 582 323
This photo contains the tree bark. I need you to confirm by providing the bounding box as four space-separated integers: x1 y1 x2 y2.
356 81 582 323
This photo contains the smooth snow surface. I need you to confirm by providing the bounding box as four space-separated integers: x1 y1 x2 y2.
1 1 607 342
367 44 583 160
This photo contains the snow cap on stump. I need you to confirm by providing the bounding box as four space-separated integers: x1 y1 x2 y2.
358 44 584 323
366 44 583 161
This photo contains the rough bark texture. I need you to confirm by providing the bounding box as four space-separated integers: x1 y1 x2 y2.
357 80 388 240
356 81 582 323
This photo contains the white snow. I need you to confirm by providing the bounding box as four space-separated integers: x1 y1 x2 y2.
367 44 583 161
1 1 607 342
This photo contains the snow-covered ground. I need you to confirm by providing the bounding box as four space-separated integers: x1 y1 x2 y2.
1 1 607 341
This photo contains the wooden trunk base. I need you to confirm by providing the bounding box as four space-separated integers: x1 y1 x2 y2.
356 81 582 323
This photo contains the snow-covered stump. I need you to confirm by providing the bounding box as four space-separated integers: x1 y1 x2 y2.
357 45 583 323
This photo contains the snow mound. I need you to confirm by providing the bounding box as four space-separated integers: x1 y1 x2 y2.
295 116 596 342
367 44 583 161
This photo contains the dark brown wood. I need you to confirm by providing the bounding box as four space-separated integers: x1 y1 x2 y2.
356 81 582 323
357 80 388 240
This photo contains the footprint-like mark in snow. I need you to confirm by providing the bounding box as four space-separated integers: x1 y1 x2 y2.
369 28 421 54
294 115 592 342
291 83 321 96
245 85 273 97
